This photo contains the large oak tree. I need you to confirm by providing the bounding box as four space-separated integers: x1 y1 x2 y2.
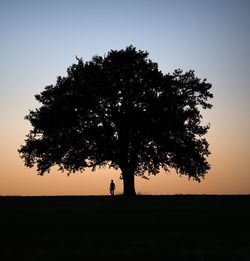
19 46 213 196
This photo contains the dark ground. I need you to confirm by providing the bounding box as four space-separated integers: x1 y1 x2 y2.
0 195 249 260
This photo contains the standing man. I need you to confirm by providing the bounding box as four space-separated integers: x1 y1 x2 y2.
109 179 115 196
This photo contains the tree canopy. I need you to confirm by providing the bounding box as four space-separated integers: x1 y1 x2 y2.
18 46 213 195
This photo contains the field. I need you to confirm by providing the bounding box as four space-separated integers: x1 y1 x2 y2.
0 195 249 260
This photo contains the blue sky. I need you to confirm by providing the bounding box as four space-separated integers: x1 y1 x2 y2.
0 0 249 195
1 0 249 99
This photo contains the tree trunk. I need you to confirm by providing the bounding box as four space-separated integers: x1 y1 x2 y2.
122 168 136 196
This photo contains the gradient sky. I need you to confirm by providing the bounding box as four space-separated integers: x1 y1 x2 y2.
0 0 249 195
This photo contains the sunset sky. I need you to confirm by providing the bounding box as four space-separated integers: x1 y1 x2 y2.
0 0 249 195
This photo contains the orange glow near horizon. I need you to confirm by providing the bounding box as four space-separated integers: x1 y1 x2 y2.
0 123 249 196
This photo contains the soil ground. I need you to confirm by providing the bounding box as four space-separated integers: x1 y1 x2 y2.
0 195 249 260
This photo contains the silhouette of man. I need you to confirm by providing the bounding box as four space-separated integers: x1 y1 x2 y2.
109 179 115 196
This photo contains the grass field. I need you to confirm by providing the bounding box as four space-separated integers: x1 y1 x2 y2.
0 195 249 260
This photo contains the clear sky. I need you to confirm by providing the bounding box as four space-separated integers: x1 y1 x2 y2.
0 0 249 195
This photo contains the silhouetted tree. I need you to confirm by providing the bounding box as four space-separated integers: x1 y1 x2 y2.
18 46 213 196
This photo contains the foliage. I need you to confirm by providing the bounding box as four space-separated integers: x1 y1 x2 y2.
19 46 213 194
